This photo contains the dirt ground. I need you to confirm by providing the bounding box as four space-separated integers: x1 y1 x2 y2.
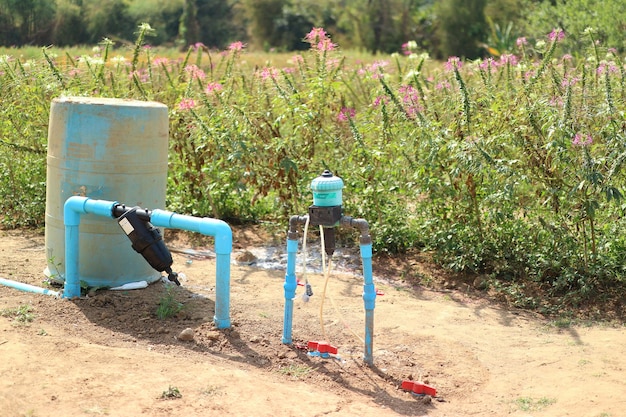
0 227 625 417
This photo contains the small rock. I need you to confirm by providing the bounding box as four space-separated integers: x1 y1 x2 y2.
177 328 195 342
249 335 261 343
205 330 221 341
236 251 257 264
473 276 488 290
443 281 456 289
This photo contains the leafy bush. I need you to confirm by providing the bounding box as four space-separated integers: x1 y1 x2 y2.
2 23 626 308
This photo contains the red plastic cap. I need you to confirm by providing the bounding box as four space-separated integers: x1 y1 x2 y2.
307 341 338 354
401 380 437 397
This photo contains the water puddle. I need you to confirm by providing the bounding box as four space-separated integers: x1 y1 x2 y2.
171 242 364 276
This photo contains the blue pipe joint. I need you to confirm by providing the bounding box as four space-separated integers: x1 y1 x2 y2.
360 243 376 310
284 239 299 298
363 284 377 310
150 210 233 254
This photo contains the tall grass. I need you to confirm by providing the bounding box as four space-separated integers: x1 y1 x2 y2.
1 25 625 310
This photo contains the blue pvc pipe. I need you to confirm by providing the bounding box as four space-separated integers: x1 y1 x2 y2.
0 277 60 297
151 209 232 328
360 242 376 365
64 196 117 298
282 228 376 365
63 197 233 329
282 237 299 344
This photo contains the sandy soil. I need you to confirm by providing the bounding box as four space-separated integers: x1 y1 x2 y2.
0 227 624 417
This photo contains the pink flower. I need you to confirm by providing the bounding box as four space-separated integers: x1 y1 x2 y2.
369 60 389 72
228 41 246 52
258 67 278 80
399 85 423 118
435 81 452 90
516 37 528 47
444 56 462 72
597 62 619 75
479 58 499 71
337 107 356 122
572 133 593 147
401 42 411 55
205 82 223 94
500 54 518 66
305 27 328 43
185 64 206 80
548 28 565 42
153 57 169 67
373 96 389 107
179 98 196 111
549 96 563 107
562 74 580 87
316 39 337 51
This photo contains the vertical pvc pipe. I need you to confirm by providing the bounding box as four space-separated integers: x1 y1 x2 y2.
360 242 376 365
63 196 117 298
282 237 299 344
150 209 232 329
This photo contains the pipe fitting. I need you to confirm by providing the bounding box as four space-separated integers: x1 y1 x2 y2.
150 210 233 254
288 215 308 240
340 216 372 245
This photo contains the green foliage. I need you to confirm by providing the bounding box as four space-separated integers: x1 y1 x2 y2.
520 0 626 55
2 23 626 311
435 0 488 59
156 287 184 320
160 385 182 399
0 304 36 325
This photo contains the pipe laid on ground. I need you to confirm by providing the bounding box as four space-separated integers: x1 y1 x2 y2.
0 277 60 297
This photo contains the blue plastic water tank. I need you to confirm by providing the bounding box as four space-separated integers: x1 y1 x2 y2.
44 97 169 288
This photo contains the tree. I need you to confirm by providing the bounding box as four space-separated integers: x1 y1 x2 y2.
51 0 86 46
435 0 487 59
178 0 200 47
127 0 184 46
520 0 626 54
195 0 245 49
241 0 285 50
82 0 134 44
0 0 56 45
